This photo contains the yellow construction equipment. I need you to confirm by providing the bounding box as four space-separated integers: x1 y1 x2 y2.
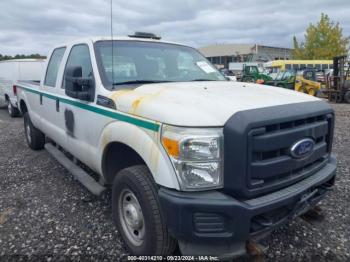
294 69 321 96
262 69 321 96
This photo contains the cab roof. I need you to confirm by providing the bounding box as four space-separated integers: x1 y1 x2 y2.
60 35 182 48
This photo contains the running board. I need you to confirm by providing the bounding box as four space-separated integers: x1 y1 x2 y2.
45 143 106 196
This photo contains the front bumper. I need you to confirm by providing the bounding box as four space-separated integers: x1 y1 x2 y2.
159 156 336 255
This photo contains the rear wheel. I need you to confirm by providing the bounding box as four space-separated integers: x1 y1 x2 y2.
344 91 350 104
23 112 45 150
7 101 19 117
112 165 176 255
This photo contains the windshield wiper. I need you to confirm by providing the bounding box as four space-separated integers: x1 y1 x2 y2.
113 80 172 85
190 79 216 81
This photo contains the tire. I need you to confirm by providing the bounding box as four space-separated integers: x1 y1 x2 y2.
307 88 317 96
344 91 350 104
7 101 19 117
243 77 254 83
23 112 45 150
112 165 176 255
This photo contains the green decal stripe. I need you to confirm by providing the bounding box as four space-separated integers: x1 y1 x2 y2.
18 85 160 132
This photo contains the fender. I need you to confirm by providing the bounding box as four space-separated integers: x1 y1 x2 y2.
97 121 180 190
18 87 41 128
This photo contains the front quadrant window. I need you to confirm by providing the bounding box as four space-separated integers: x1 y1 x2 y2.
44 47 66 87
94 40 226 89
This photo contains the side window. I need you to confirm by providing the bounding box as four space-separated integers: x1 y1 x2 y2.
63 44 93 88
292 64 299 70
44 47 66 87
322 64 329 70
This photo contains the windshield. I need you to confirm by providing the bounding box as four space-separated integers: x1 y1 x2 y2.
94 40 226 89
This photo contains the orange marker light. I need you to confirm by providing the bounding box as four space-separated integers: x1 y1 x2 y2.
162 137 179 158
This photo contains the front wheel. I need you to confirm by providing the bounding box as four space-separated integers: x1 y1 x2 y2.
112 165 176 255
307 88 317 96
23 112 45 150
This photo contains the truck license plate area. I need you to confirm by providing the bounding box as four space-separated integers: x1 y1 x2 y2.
249 179 333 236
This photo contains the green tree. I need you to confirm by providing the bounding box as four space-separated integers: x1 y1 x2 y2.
292 13 349 59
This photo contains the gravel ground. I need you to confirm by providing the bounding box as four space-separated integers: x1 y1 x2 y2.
0 103 349 262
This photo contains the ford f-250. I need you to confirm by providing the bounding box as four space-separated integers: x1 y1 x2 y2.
16 32 337 258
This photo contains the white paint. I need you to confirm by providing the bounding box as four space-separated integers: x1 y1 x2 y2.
16 36 321 191
113 81 318 126
0 59 46 109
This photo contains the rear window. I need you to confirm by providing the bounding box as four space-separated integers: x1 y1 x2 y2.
44 47 66 87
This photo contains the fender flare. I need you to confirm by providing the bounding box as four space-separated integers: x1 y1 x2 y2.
97 121 180 190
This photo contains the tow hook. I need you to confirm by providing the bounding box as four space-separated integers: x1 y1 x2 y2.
246 240 268 257
301 205 325 222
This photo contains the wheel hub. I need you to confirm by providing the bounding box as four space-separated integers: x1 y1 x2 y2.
124 203 143 229
118 189 145 246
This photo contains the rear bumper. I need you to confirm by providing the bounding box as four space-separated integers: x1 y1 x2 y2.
159 156 336 254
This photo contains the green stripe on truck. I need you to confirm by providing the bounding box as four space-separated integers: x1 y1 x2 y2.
17 85 160 132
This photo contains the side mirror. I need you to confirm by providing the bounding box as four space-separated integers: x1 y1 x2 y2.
65 66 94 101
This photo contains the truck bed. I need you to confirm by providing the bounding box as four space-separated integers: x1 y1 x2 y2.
17 80 41 88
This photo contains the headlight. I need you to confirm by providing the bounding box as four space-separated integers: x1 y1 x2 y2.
161 125 223 191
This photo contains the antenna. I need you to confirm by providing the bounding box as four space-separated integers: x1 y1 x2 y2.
110 0 114 86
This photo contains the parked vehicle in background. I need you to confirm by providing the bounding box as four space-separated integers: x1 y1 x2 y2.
16 33 337 258
295 69 321 96
219 68 237 81
324 55 350 103
241 64 272 83
0 59 46 117
228 62 262 81
264 70 295 89
262 69 320 96
315 70 326 84
264 60 333 73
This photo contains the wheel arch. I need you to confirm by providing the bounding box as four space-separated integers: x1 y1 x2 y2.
19 99 28 114
98 121 179 190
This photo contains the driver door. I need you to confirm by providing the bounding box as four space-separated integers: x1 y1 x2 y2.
61 44 99 166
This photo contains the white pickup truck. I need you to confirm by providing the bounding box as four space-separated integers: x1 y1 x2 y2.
16 33 337 257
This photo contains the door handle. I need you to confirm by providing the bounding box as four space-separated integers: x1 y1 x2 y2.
56 98 59 112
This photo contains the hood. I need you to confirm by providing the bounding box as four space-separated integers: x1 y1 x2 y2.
109 81 320 127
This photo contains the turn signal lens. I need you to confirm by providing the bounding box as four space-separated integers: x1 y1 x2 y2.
162 137 179 158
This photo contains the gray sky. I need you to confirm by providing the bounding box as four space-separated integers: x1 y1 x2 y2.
1 0 349 56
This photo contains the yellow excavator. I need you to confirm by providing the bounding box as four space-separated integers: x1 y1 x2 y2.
294 69 321 96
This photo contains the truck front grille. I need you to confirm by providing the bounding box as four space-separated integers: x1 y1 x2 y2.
223 101 335 199
247 114 333 191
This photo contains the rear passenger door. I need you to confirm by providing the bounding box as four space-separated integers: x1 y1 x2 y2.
39 47 68 147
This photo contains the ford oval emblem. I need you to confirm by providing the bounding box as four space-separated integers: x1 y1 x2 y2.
290 138 315 159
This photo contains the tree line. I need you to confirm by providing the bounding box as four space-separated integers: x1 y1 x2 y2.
0 53 46 61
